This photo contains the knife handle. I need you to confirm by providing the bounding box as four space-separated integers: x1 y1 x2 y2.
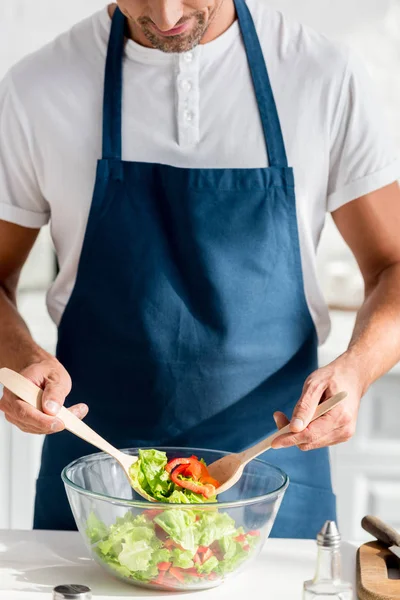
362 515 400 547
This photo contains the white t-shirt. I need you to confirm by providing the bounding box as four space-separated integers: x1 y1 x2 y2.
0 0 399 344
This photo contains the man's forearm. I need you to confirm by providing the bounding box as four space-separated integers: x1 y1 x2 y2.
0 285 51 371
342 262 400 394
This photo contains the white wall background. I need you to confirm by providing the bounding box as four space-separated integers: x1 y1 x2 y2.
0 0 400 537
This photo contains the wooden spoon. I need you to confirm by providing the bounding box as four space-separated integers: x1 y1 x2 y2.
0 367 155 502
207 391 348 495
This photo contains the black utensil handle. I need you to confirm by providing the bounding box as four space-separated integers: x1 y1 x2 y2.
362 515 400 547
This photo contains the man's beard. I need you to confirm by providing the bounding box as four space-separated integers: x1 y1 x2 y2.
137 12 208 53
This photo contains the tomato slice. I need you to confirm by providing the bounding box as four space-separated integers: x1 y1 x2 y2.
158 562 171 571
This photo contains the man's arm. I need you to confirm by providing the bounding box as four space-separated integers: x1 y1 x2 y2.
0 220 87 433
0 221 45 369
333 181 400 386
272 181 400 450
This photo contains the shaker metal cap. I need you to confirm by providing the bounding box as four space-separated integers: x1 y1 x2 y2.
317 520 341 548
53 584 92 599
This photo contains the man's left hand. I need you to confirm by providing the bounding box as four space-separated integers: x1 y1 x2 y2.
271 355 364 451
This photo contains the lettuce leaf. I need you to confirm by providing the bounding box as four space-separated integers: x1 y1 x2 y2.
167 489 213 504
129 449 173 501
198 556 219 574
119 538 154 572
216 534 250 574
195 512 237 546
86 512 108 543
154 509 197 552
171 548 195 569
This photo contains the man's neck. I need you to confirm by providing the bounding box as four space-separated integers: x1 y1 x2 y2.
108 2 237 47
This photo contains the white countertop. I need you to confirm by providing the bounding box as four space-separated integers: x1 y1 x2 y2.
0 530 360 600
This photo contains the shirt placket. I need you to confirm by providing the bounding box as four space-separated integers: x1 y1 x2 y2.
176 48 200 148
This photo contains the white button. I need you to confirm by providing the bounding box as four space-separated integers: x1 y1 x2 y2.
180 79 192 92
183 52 193 63
184 110 195 123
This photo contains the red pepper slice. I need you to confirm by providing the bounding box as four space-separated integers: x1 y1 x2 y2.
153 572 165 585
164 538 184 550
184 568 203 578
155 524 169 542
158 562 171 571
201 548 214 563
165 455 220 496
170 465 215 498
199 474 220 488
169 567 186 583
202 483 217 498
159 575 179 589
166 456 203 480
198 463 220 490
166 458 192 473
143 509 162 520
165 456 219 487
185 462 203 480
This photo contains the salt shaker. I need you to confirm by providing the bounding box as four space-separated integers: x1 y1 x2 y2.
53 584 92 599
303 521 353 599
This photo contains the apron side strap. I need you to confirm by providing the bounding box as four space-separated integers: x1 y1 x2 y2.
234 0 288 169
102 7 126 161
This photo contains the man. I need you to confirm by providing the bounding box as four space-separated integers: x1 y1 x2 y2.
1 0 400 538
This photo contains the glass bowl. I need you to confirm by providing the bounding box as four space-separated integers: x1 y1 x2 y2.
62 447 288 592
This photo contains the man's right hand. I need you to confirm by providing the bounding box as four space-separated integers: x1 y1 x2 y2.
0 358 88 434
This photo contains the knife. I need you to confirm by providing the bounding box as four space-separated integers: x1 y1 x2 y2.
362 515 400 560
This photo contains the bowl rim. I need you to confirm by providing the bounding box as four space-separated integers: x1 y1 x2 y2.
61 445 289 509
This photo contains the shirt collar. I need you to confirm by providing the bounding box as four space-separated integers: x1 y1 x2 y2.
98 6 240 65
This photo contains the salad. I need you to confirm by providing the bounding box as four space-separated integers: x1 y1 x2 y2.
129 449 221 503
85 450 261 589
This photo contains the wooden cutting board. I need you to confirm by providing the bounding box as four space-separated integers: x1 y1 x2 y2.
357 541 400 600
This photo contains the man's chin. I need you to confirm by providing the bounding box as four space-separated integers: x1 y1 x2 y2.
142 30 203 53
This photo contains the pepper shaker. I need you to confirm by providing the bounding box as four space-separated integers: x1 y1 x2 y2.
53 585 92 599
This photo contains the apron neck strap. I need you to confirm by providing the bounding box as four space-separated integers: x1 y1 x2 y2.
102 2 288 168
102 6 125 161
234 0 288 168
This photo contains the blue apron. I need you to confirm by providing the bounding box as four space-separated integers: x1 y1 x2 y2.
34 0 336 538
